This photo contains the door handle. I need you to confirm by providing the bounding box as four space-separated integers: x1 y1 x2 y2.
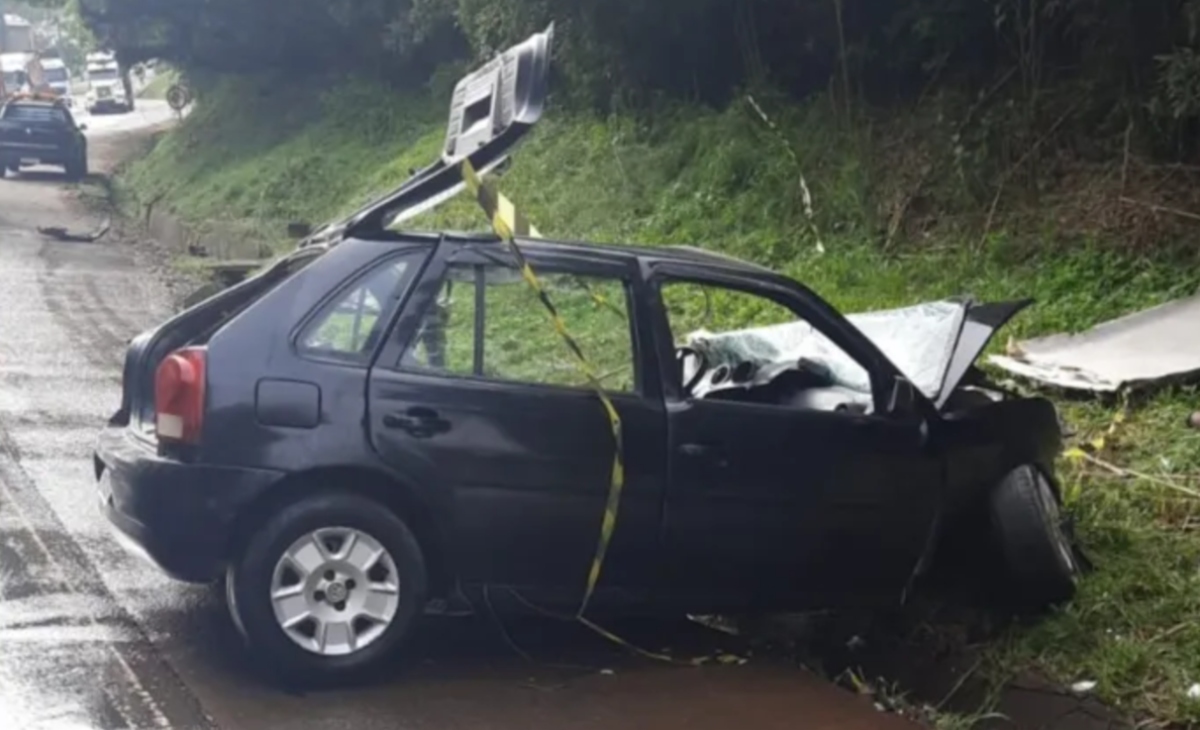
382 407 450 437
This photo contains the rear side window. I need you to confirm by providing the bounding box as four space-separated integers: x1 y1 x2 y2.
400 262 637 392
3 104 68 124
186 250 324 347
298 252 424 364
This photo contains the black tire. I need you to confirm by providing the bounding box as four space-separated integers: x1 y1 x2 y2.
65 154 87 181
227 492 428 687
989 465 1079 610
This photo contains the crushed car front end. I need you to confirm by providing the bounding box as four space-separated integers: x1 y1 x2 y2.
685 291 1079 606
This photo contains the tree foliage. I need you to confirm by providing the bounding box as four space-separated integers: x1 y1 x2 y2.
52 0 1200 151
71 0 463 83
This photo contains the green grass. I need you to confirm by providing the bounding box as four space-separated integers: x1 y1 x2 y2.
122 75 1200 726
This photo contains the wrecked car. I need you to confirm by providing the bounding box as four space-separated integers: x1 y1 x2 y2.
0 95 88 180
94 25 1078 685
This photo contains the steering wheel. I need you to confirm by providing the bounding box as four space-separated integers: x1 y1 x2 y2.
675 346 709 395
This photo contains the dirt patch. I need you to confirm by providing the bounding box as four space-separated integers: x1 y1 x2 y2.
90 121 176 177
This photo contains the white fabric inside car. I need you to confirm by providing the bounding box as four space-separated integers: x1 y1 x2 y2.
685 300 967 400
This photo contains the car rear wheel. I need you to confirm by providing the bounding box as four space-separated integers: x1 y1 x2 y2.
65 154 87 181
989 464 1079 610
227 492 428 686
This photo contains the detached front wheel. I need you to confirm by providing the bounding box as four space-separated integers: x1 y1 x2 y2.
227 492 428 686
989 464 1080 611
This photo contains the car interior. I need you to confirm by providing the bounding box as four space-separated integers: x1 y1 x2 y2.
664 281 877 415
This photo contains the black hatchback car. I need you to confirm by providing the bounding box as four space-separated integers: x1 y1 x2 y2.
95 27 1079 684
0 95 88 180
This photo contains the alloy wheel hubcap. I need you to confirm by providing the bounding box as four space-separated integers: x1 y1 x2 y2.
1037 477 1077 576
270 527 401 656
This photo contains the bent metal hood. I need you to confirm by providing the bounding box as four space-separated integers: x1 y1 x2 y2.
688 298 1031 410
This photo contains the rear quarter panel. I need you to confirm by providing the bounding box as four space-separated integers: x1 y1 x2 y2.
198 238 447 513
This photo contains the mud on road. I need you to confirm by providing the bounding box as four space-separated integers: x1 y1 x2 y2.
0 103 916 730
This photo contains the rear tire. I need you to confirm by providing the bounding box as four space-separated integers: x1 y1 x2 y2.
65 154 87 181
228 492 428 687
989 465 1079 611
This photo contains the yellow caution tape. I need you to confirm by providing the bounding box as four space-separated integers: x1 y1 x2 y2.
462 160 624 616
462 160 685 665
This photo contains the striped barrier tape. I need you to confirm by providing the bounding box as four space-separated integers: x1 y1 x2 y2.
461 159 678 663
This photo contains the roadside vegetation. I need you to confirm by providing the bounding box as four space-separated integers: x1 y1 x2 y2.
59 0 1200 724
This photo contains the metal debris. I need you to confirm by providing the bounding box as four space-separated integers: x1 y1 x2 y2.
990 293 1200 392
1070 680 1097 695
36 216 111 243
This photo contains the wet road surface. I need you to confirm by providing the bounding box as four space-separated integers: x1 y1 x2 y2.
0 103 915 729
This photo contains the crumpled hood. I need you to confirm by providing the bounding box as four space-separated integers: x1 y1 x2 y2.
687 298 1031 409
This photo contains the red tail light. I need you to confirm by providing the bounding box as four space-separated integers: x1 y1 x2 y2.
154 347 206 444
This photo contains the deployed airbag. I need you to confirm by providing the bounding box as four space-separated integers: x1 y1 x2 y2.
687 300 967 399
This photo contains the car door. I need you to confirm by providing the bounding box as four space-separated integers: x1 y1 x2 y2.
647 264 943 612
366 243 667 607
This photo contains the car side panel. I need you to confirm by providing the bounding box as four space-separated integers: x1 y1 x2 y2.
641 260 945 612
198 238 454 528
366 244 670 607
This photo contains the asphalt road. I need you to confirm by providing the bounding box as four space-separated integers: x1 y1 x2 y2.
0 100 914 730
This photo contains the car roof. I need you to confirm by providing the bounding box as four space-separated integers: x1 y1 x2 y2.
4 99 65 108
372 230 775 276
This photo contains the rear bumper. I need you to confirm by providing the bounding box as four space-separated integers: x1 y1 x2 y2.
0 144 74 166
94 426 283 583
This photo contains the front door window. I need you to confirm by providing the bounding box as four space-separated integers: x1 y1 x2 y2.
660 279 875 412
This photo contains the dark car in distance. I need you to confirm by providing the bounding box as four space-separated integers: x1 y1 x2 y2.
94 27 1079 685
0 95 88 180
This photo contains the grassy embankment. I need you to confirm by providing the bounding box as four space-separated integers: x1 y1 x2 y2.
120 76 1200 726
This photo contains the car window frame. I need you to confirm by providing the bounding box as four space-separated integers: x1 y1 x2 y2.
292 247 430 369
644 262 900 414
392 246 650 398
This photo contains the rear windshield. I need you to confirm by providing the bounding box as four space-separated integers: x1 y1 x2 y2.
3 104 68 124
44 67 68 83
